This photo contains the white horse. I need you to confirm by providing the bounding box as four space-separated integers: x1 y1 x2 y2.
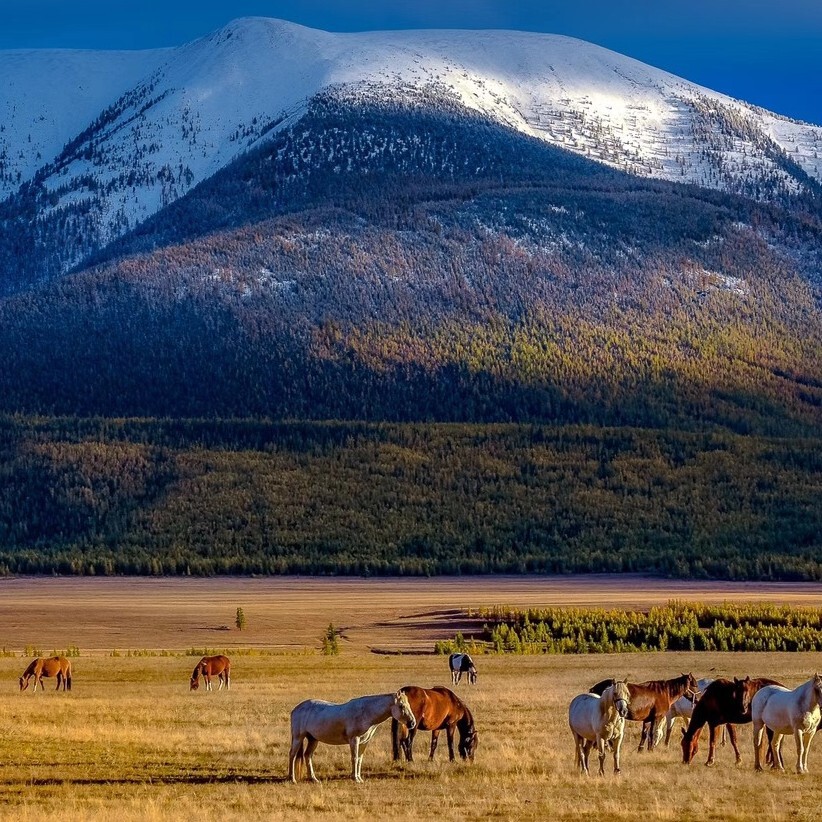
569 679 630 775
289 691 416 783
752 674 822 774
663 678 715 747
449 653 477 685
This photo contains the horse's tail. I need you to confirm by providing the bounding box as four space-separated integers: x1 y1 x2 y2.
292 737 307 781
65 661 72 692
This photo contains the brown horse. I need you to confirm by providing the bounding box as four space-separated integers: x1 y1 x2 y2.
681 677 781 765
19 656 72 692
391 686 478 763
591 673 698 751
190 655 231 691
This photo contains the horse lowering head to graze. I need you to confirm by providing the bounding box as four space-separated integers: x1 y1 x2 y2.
449 653 477 685
289 690 416 783
591 673 698 752
663 678 714 747
681 677 781 766
190 655 231 692
19 656 72 693
752 674 822 774
392 685 478 764
570 679 631 775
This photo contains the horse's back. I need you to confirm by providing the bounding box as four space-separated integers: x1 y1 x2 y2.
569 693 601 738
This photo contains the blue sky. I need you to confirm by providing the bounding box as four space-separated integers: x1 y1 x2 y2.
4 0 820 124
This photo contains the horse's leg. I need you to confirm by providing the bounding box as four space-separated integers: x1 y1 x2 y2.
403 726 415 762
720 725 727 747
794 729 805 774
581 740 592 775
705 724 719 766
664 715 674 747
802 729 816 773
217 672 224 691
772 733 785 771
637 720 648 752
613 728 624 775
304 737 320 782
446 724 456 762
596 735 606 776
349 736 361 782
726 724 741 764
430 729 440 761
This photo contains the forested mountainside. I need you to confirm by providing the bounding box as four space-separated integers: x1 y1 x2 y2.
1 418 820 579
1 93 820 434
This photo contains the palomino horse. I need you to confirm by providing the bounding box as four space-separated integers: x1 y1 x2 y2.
190 655 231 691
569 680 630 775
591 673 698 751
681 677 781 765
752 674 822 774
19 656 72 692
391 685 478 763
289 691 416 783
449 653 477 685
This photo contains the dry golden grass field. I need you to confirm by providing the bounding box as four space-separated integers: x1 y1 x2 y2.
1 576 822 821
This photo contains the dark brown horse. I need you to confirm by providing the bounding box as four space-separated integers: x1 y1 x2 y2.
391 685 478 763
681 677 782 765
190 655 231 691
19 656 72 692
591 673 698 751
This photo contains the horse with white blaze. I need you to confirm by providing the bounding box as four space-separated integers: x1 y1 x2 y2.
289 691 416 783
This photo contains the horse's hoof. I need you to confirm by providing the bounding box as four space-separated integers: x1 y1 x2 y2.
705 760 715 767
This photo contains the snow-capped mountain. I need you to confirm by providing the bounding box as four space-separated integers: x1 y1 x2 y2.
1 17 821 282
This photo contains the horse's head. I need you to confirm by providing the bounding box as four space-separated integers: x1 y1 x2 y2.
468 666 478 685
19 676 27 691
393 690 416 730
190 672 200 691
813 673 822 705
733 676 753 714
682 672 699 700
681 727 699 764
611 679 630 718
459 728 479 762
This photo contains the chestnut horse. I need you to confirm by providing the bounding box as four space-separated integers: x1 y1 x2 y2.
19 656 72 692
681 677 781 765
591 673 698 751
391 686 478 763
190 655 231 691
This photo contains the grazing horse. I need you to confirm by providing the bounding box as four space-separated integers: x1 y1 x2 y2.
752 674 822 774
681 677 781 765
591 673 698 751
190 655 230 691
289 691 416 783
664 678 714 747
569 680 631 775
391 685 478 763
19 656 72 692
449 653 477 685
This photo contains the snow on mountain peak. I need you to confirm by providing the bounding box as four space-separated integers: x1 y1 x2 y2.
2 17 821 272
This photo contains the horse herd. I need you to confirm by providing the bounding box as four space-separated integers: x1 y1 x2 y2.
16 652 822 782
571 671 822 777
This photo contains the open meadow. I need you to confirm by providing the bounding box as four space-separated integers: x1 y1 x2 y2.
1 576 822 821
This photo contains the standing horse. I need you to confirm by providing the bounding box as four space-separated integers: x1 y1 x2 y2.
752 674 822 774
449 653 477 685
190 655 231 691
591 673 698 751
391 685 478 763
19 656 72 692
289 691 416 783
681 677 781 765
570 680 631 775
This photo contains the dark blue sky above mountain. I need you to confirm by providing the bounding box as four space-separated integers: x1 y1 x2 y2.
4 0 820 125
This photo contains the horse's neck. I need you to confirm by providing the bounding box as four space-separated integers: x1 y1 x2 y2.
797 680 819 713
668 678 688 699
684 701 708 740
356 693 396 724
457 706 473 735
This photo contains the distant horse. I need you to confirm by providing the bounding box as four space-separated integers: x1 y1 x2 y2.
449 653 477 685
190 655 231 691
664 678 714 746
591 673 698 751
19 656 72 692
570 680 631 775
289 691 416 782
681 677 780 765
391 685 478 763
752 674 822 773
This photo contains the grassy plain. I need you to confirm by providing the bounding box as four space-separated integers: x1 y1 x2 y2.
1 577 822 821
